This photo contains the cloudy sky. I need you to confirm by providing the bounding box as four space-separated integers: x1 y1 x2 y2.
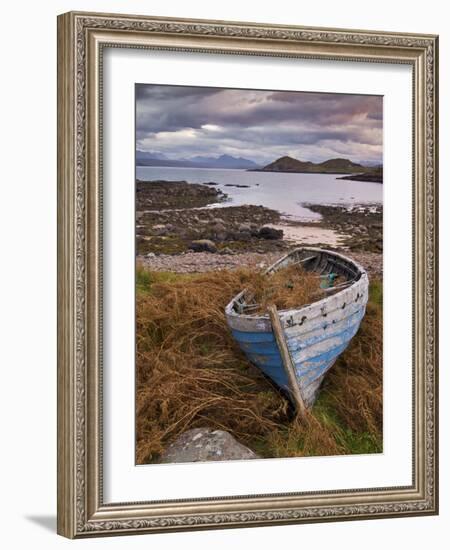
136 84 383 165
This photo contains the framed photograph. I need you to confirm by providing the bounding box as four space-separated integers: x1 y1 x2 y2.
57 11 439 538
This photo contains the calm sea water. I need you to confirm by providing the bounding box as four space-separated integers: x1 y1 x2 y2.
136 166 383 221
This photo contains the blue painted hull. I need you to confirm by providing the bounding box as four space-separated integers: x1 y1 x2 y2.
225 247 370 407
231 305 365 406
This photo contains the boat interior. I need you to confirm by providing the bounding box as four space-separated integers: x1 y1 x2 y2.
232 248 364 316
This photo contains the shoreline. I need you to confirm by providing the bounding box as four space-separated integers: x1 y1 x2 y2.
139 250 382 279
136 179 383 272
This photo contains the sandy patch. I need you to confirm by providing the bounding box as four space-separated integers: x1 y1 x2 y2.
267 224 344 247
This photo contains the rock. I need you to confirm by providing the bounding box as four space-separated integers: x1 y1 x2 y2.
189 239 217 253
258 226 284 240
219 247 234 255
234 230 251 241
225 184 250 188
215 231 229 242
160 428 259 463
212 217 225 225
152 224 169 236
146 252 156 258
238 223 251 232
212 221 227 232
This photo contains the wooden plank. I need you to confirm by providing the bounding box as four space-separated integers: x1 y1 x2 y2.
268 304 307 417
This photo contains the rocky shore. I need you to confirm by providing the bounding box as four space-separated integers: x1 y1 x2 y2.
136 179 383 275
302 203 383 253
136 179 225 210
337 166 383 184
136 180 285 256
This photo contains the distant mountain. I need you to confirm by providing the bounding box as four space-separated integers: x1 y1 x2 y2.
254 155 370 174
136 152 260 169
189 154 260 169
137 158 199 168
136 150 168 163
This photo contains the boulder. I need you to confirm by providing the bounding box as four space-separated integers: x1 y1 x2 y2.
160 428 259 463
238 223 251 232
189 239 217 253
258 226 284 240
213 221 227 232
214 231 229 242
152 224 170 236
234 230 251 241
250 224 260 237
219 247 234 255
212 221 228 241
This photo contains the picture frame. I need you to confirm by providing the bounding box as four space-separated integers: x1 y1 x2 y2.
57 11 439 538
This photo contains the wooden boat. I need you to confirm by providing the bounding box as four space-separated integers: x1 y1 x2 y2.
225 247 369 408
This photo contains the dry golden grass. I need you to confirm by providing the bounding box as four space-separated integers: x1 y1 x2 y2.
262 296 383 458
246 264 323 313
323 298 383 436
136 264 382 463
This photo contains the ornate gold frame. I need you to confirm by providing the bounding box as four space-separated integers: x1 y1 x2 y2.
57 11 439 538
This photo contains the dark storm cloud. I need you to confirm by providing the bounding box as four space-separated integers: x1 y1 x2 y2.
136 84 383 164
136 84 222 102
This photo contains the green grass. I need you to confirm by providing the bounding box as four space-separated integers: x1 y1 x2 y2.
369 279 383 308
136 235 187 256
136 267 193 294
313 394 382 454
250 390 382 459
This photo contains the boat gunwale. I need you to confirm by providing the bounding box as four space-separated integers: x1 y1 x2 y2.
225 247 369 328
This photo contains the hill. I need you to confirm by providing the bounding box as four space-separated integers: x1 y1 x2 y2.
254 155 370 174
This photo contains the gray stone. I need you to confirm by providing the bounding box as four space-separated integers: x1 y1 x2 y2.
189 239 218 253
213 221 227 232
258 226 284 240
238 223 251 232
235 230 252 241
215 231 229 242
160 428 259 463
152 224 169 236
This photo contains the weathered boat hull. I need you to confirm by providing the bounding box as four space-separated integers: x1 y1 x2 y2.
225 248 369 407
